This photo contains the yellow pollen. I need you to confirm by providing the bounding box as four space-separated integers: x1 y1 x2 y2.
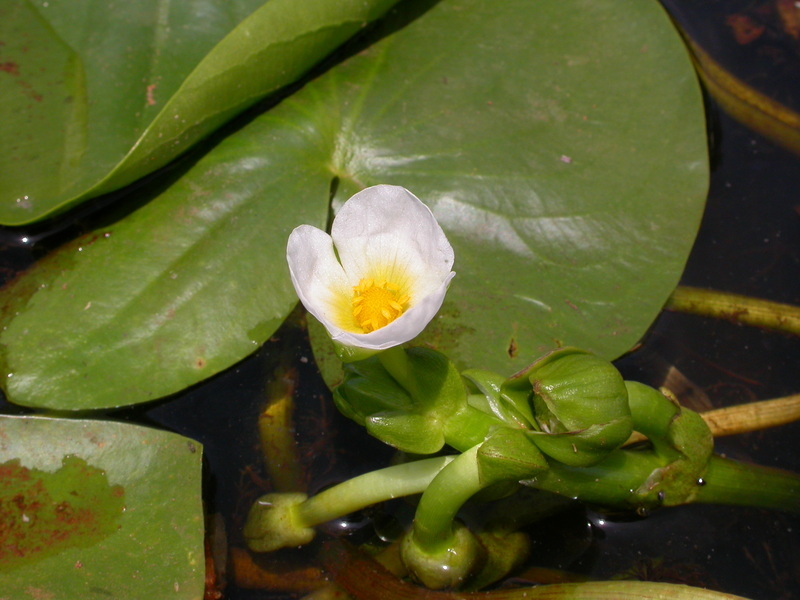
352 278 410 333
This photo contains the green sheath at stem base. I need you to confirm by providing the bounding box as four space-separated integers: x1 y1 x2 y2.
527 450 800 514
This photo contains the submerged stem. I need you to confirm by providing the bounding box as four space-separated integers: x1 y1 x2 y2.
625 393 800 445
683 33 800 156
700 393 800 435
666 286 800 336
258 366 305 493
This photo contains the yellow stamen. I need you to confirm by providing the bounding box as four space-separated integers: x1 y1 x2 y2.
352 278 409 333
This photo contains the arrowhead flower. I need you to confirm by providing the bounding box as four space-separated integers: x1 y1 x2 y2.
287 185 455 356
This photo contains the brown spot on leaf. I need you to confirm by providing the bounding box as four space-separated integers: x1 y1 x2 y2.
146 83 157 106
0 61 20 75
507 337 518 358
0 456 125 571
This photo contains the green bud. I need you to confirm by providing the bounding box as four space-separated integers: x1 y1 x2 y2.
502 347 632 466
401 521 485 590
333 347 502 454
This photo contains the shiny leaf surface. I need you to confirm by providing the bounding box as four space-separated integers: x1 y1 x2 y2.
0 0 707 409
0 0 399 225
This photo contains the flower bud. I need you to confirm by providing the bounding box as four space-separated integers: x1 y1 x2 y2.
502 347 632 466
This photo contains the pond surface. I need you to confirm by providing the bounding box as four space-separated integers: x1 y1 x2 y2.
1 2 798 599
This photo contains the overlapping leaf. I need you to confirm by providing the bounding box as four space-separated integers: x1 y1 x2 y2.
0 0 400 225
0 0 708 409
0 415 204 598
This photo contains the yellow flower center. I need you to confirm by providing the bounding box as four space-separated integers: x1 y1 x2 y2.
352 278 410 333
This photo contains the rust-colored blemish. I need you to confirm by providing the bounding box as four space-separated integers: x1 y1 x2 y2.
0 456 125 571
146 83 157 106
0 61 20 75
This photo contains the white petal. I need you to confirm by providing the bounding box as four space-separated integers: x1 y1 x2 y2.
286 225 353 335
332 185 454 302
330 271 455 350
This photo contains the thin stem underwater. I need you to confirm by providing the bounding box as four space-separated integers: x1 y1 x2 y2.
666 286 800 336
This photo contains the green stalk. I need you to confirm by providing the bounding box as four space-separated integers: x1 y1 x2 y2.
410 445 483 553
378 345 415 393
244 455 455 552
526 450 800 514
296 455 454 528
694 456 800 512
375 345 504 452
666 286 800 336
401 444 490 589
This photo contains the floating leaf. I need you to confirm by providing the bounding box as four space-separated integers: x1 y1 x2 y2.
0 415 204 599
0 0 400 225
0 455 125 571
0 0 708 409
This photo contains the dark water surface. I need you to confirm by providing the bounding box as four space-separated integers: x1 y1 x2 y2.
1 2 798 599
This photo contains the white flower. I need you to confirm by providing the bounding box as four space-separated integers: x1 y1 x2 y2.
287 185 455 354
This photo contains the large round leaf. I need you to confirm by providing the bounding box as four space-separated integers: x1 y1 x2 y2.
0 415 204 599
0 0 399 225
0 0 707 409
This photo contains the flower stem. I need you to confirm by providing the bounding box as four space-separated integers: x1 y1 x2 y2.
296 455 454 528
378 345 416 393
665 286 800 336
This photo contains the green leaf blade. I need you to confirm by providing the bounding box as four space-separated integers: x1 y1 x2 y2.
0 416 204 599
0 109 335 409
0 0 400 225
0 0 708 409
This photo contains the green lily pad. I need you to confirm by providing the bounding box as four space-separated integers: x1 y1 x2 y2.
0 0 400 225
0 0 707 410
0 415 204 599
